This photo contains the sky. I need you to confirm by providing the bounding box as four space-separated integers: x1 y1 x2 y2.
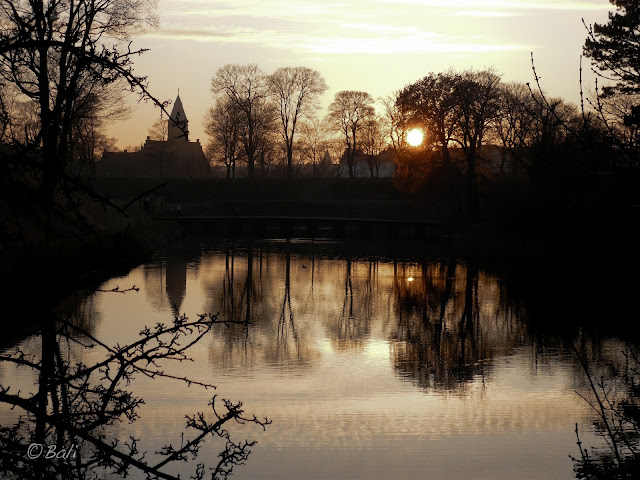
109 0 614 149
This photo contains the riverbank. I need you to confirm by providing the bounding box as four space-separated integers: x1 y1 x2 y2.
0 174 183 334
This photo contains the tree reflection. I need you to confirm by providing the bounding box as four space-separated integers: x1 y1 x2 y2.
325 257 374 350
200 243 535 392
207 241 257 369
205 244 319 369
274 247 300 362
391 261 527 391
0 307 269 480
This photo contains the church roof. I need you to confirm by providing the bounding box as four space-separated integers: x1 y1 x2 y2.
169 94 187 123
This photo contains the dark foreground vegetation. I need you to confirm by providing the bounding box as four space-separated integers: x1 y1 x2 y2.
1 0 640 478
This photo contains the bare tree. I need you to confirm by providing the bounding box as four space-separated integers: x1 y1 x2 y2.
327 90 375 178
148 117 168 142
592 92 640 153
211 64 270 178
0 82 17 143
452 69 503 220
268 67 328 178
0 0 161 200
361 115 385 178
520 68 583 167
6 98 40 146
204 97 243 179
68 85 132 176
379 93 407 151
493 82 536 174
299 117 328 177
251 99 278 177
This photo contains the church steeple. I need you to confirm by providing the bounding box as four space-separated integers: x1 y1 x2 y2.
168 93 189 142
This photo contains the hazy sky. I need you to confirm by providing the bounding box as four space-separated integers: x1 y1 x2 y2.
109 0 613 149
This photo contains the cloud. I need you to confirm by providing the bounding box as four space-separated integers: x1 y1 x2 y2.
154 28 237 40
148 25 528 55
452 11 521 17
148 0 540 55
376 0 610 10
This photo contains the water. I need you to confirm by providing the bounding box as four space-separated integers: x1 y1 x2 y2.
1 238 632 479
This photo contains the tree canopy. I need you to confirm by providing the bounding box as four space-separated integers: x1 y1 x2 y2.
583 0 640 95
327 90 375 178
268 66 328 178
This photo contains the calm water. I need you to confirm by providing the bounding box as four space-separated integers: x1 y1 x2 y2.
1 239 631 479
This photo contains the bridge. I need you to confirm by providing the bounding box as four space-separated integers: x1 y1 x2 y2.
153 213 444 240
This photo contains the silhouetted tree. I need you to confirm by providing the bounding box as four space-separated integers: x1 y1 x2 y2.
362 115 384 177
396 71 461 167
326 90 375 178
583 0 640 95
204 97 243 178
520 75 590 173
493 82 536 173
251 100 279 177
0 82 10 142
4 96 40 146
379 93 408 150
211 64 270 178
66 84 131 176
452 69 502 220
267 67 328 178
592 92 640 156
581 3 640 166
0 0 161 203
148 116 168 142
299 117 328 177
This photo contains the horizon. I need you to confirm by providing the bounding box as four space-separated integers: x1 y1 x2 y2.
107 0 613 150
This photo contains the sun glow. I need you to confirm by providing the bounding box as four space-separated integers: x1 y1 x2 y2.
407 128 424 147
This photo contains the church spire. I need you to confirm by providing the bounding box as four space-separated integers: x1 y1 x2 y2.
168 92 189 142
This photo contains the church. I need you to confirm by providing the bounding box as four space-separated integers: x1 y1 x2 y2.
95 94 210 178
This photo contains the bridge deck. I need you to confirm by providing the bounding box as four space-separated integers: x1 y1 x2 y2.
153 214 440 225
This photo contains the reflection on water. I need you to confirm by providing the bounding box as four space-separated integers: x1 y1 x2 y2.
188 242 528 390
3 239 635 479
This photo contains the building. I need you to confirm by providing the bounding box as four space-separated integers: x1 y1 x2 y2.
337 148 397 178
95 94 210 178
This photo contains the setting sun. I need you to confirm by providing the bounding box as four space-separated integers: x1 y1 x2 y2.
407 128 424 147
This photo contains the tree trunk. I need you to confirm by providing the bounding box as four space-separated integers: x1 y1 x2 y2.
466 150 479 222
286 144 293 179
247 156 254 178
